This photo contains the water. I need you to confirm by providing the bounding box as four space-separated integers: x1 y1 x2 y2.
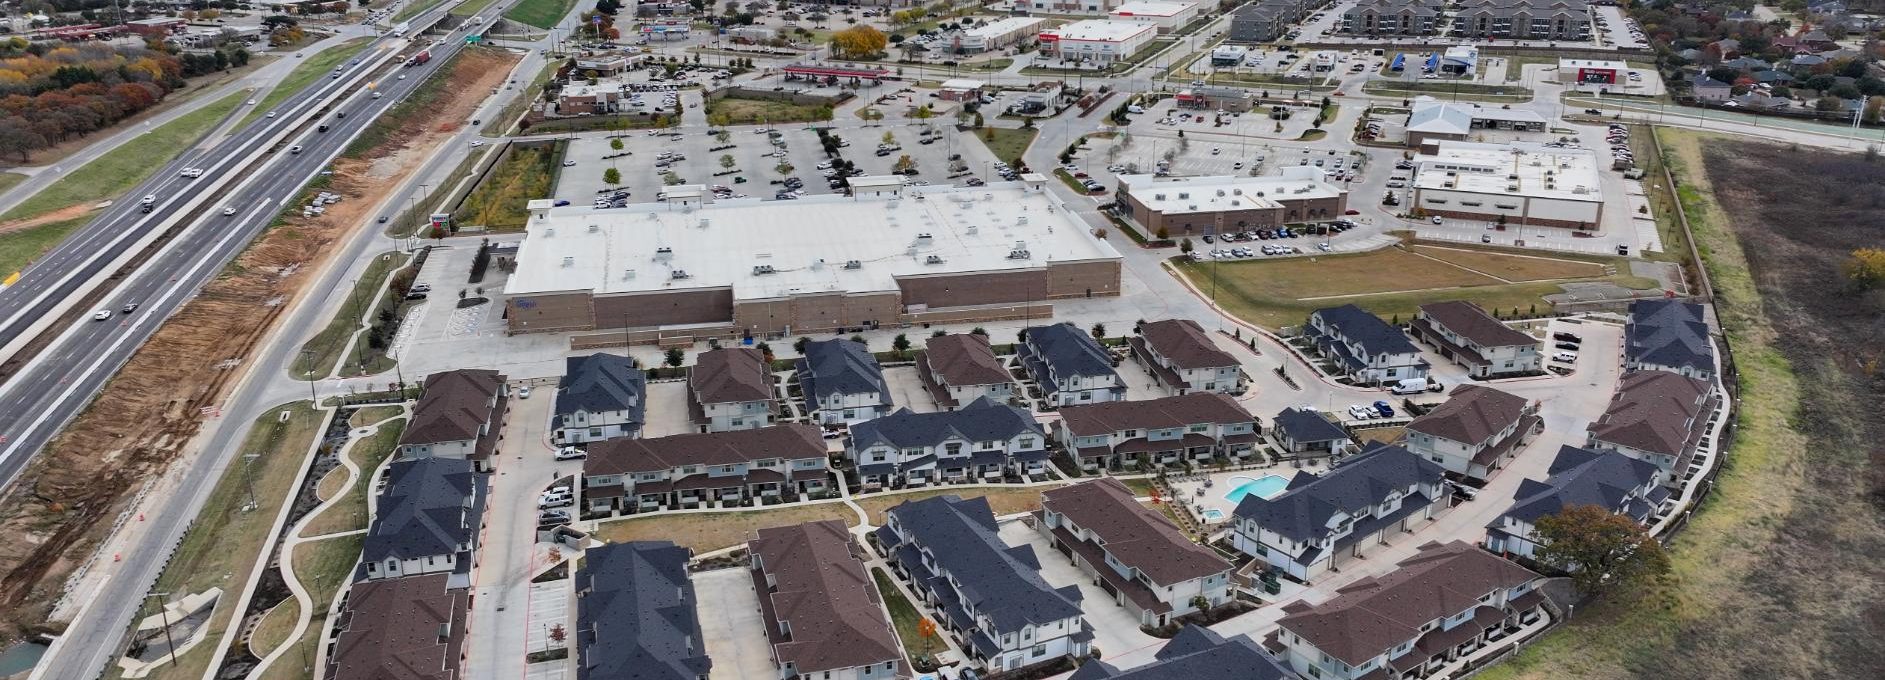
0 641 48 677
1222 474 1291 504
1201 508 1225 521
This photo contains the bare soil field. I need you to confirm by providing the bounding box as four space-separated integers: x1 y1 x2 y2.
0 47 518 640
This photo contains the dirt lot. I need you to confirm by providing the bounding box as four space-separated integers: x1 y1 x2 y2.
0 47 517 639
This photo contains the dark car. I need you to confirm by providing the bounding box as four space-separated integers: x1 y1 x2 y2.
1555 342 1581 351
1553 332 1583 343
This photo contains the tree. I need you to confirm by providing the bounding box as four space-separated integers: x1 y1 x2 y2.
849 334 867 346
830 25 887 59
972 111 985 129
1844 248 1885 290
720 153 736 168
1090 322 1106 339
794 336 811 355
1155 226 1169 240
892 334 911 355
603 168 621 184
881 131 897 145
715 130 732 143
756 342 775 362
971 327 988 336
610 138 623 150
664 347 685 367
891 155 916 173
1180 237 1193 254
1533 505 1670 596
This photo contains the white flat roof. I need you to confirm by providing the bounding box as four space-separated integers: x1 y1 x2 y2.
1110 1 1198 17
940 78 986 91
1118 166 1346 215
965 16 1045 37
1560 58 1627 70
505 184 1121 301
1043 19 1158 42
1412 141 1602 203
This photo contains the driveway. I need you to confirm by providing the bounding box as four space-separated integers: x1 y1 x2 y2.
640 380 697 437
882 365 940 413
995 520 1164 663
695 567 777 680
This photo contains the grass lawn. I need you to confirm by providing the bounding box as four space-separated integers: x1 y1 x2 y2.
2 92 246 222
114 402 325 680
451 0 504 17
523 115 677 135
855 486 1054 525
1204 73 1331 93
1173 245 1658 329
295 251 409 379
873 567 949 666
1408 245 1612 281
0 172 24 195
302 419 405 537
705 96 834 126
0 216 88 278
259 534 364 680
349 405 404 428
1355 426 1405 446
1629 123 1692 264
393 0 448 22
454 142 562 231
247 598 298 658
1118 476 1159 497
242 38 373 126
592 503 856 555
504 0 577 28
977 126 1038 166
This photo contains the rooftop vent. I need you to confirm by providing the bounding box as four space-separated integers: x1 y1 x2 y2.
1007 249 1032 260
842 260 862 270
561 256 575 267
545 227 556 237
653 247 673 261
622 269 636 280
752 265 777 275
915 233 933 242
670 270 691 280
587 224 599 233
699 218 711 228
1506 184 1519 192
925 255 946 265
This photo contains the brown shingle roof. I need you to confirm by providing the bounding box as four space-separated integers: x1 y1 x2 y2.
1041 478 1229 586
925 333 1012 386
1406 385 1529 446
1418 301 1536 349
749 520 901 674
400 369 504 447
1059 393 1255 437
690 348 773 404
1587 371 1711 457
326 573 467 680
1276 541 1540 667
584 424 825 475
1139 319 1239 370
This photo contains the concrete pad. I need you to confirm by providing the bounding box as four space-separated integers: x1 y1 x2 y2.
641 380 697 438
994 520 1164 662
695 567 778 680
883 365 941 413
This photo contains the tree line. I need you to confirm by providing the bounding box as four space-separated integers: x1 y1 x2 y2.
0 38 247 161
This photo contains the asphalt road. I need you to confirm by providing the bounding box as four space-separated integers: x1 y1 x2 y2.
12 6 524 680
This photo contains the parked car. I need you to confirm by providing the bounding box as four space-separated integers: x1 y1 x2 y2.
1372 400 1394 418
554 447 587 460
1553 351 1578 363
516 385 531 398
1554 342 1581 351
1348 404 1376 420
1553 332 1583 343
538 509 571 525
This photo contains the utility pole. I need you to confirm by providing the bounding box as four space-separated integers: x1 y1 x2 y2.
241 453 260 512
301 349 318 400
146 593 177 665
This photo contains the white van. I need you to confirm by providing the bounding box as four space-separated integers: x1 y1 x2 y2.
1390 377 1439 394
1126 104 1145 114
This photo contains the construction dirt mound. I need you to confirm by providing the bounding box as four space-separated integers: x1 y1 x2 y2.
0 46 519 637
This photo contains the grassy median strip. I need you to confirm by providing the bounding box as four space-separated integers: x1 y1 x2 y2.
303 419 405 537
296 251 410 380
873 567 949 666
453 141 563 231
242 37 374 127
0 172 24 195
0 216 89 279
246 599 299 658
504 0 577 29
1 92 246 223
977 126 1038 167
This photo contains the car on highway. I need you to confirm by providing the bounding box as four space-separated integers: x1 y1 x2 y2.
469 140 484 147
121 303 138 314
266 111 277 118
180 168 204 178
91 309 112 321
562 160 576 167
222 206 237 216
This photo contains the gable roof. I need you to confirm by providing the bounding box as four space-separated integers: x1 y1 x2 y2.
849 397 1043 451
690 347 773 404
326 573 467 680
1139 319 1238 370
883 495 1084 631
363 457 477 563
1624 299 1714 375
1587 370 1712 456
797 339 889 400
1042 478 1230 586
926 333 1012 386
1058 392 1255 438
749 520 901 674
1024 322 1118 379
1277 541 1541 666
1406 385 1530 446
1311 304 1419 356
1274 407 1352 444
400 369 503 446
1068 626 1294 680
1418 301 1536 348
585 424 826 475
1232 444 1444 543
576 542 712 680
1499 446 1662 524
554 353 645 424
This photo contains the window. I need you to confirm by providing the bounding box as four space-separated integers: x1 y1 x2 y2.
1031 644 1047 658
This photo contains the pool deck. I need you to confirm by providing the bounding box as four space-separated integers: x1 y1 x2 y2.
1165 462 1334 528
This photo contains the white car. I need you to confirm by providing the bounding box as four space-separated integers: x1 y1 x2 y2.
562 160 577 167
1348 404 1375 420
91 309 113 321
180 168 204 178
517 385 532 398
1553 351 1578 363
246 99 256 105
469 140 485 147
554 447 587 460
266 111 277 118
222 206 237 216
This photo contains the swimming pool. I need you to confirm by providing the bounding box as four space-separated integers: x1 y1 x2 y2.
1201 508 1225 522
1223 474 1291 504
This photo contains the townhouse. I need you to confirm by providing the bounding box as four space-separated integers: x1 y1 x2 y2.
846 397 1050 490
1271 407 1355 460
397 369 507 471
1130 319 1245 396
1056 393 1260 472
552 353 646 445
749 521 902 680
1340 0 1443 35
1271 541 1549 680
1452 0 1594 41
919 333 1015 409
1230 444 1447 581
1303 305 1429 386
1020 322 1126 406
1585 370 1719 489
324 573 468 680
1623 299 1716 380
1229 0 1323 43
1408 301 1542 378
1039 478 1233 627
690 347 776 433
575 541 713 680
581 424 831 514
1403 385 1541 481
1485 446 1666 560
875 495 1094 673
1070 626 1296 680
797 339 894 425
360 457 483 584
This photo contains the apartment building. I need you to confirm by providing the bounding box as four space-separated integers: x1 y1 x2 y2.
552 353 646 445
1271 407 1356 460
1623 299 1715 380
919 333 1015 409
324 573 468 680
1130 319 1244 395
1485 446 1665 559
575 541 713 680
1230 444 1446 581
397 369 507 471
1340 0 1444 35
1453 0 1594 41
581 425 831 514
1020 322 1126 406
1071 626 1296 679
1408 301 1542 378
749 521 901 680
1056 393 1260 472
797 339 894 425
1404 385 1541 481
1585 370 1719 489
847 397 1050 490
1303 305 1429 385
360 457 483 584
1039 479 1233 626
689 347 776 433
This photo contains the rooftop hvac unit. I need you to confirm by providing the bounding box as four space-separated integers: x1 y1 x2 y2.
670 270 691 280
1178 192 1190 199
561 256 575 267
1233 188 1243 195
752 265 777 275
1506 184 1519 192
966 225 978 234
1155 193 1167 200
1007 249 1031 260
699 218 711 228
654 247 673 261
545 227 556 237
843 260 862 270
1188 204 1198 210
1231 200 1241 207
925 255 946 265
1016 216 1029 225
1444 182 1455 188
622 269 636 280
915 233 933 241
587 224 599 233
1507 174 1519 180
1216 189 1226 197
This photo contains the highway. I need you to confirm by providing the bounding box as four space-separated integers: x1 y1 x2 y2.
7 4 518 679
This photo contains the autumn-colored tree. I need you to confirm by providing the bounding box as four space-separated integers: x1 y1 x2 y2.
1533 504 1670 596
1845 248 1885 290
830 25 887 59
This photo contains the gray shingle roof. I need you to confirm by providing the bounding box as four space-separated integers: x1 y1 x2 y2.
1023 322 1118 380
1274 407 1352 444
1232 444 1444 543
554 353 645 430
1624 299 1714 375
576 541 712 680
884 495 1084 632
1499 446 1662 524
363 458 477 563
797 339 889 402
1068 626 1294 680
1311 304 1419 357
849 396 1042 450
